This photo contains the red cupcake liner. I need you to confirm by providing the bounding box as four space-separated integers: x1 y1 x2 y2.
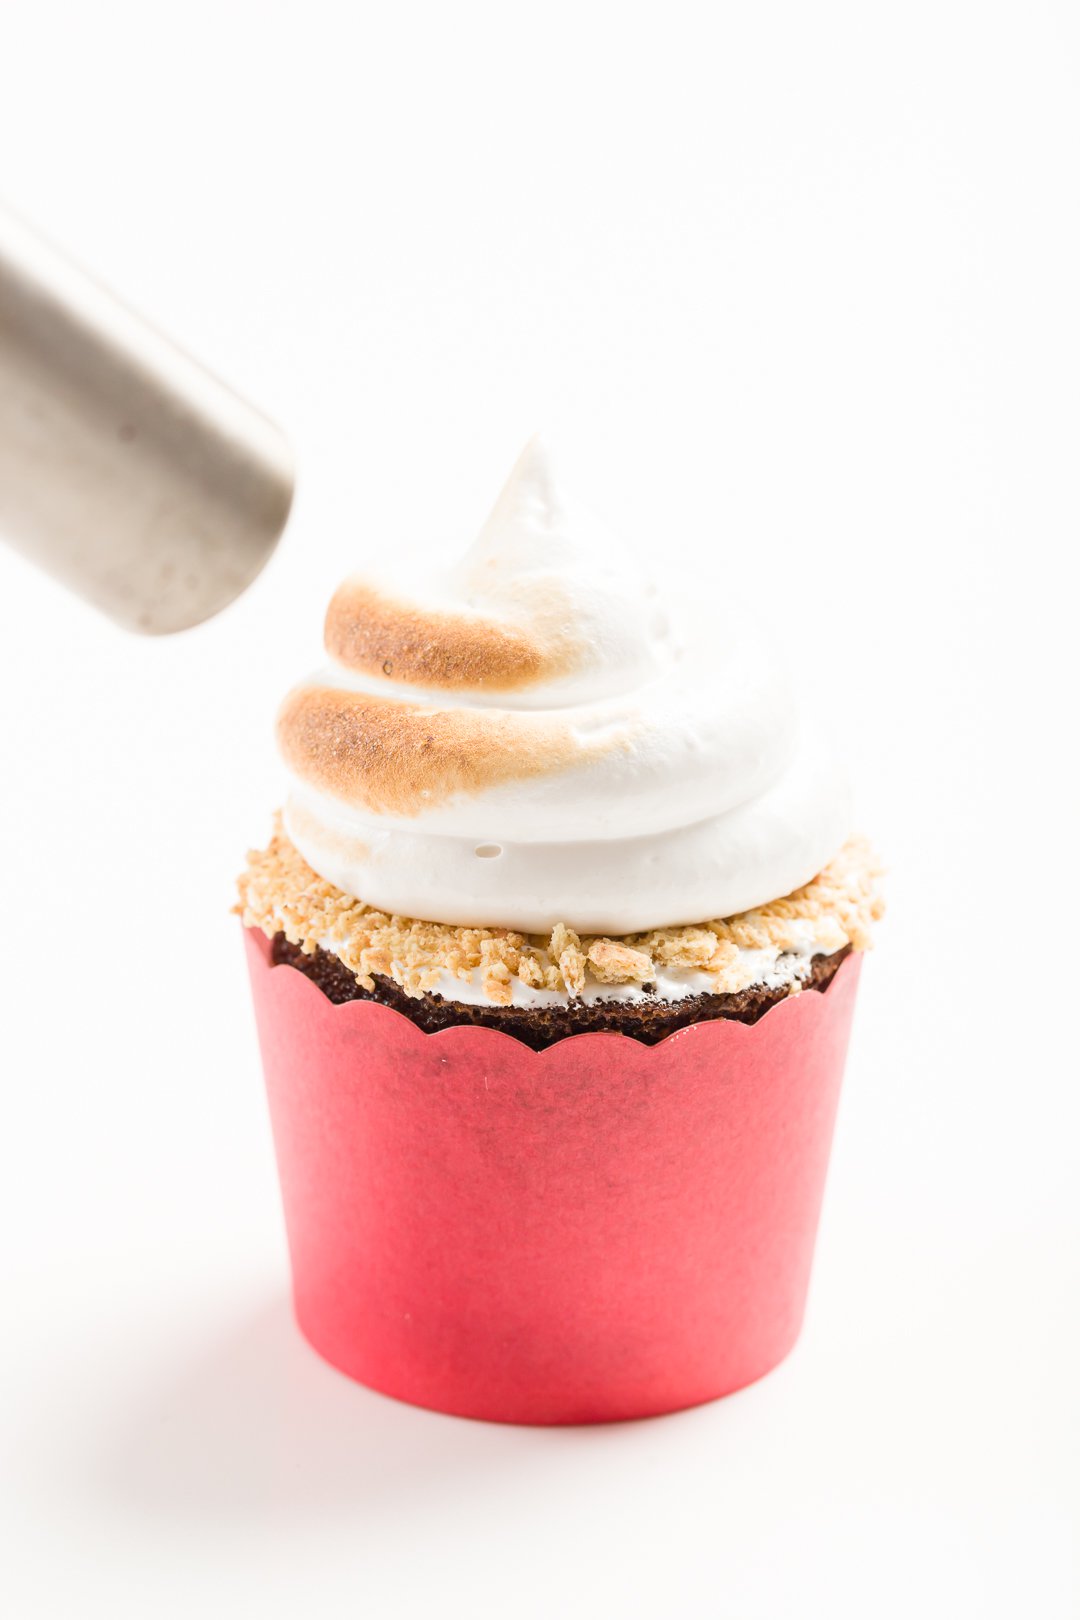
244 925 862 1424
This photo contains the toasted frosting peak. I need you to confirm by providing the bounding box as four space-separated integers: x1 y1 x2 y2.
277 438 851 933
321 436 670 706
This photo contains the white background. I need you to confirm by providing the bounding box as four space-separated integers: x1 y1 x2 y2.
1 3 1077 1616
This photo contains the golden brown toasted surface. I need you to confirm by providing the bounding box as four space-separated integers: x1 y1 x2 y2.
236 820 884 1006
277 685 620 817
324 579 579 691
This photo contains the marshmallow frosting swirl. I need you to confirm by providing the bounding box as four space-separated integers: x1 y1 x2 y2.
278 438 851 933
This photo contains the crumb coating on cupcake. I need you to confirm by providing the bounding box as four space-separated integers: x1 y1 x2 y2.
237 822 883 1007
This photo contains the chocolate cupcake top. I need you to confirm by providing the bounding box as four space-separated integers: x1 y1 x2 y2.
276 438 851 936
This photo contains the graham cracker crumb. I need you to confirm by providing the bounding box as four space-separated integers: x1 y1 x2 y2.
650 927 718 970
587 939 654 984
236 818 883 1005
549 922 579 960
557 945 587 996
481 960 514 1006
517 953 546 990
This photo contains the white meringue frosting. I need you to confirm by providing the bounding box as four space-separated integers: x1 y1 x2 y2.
277 437 851 933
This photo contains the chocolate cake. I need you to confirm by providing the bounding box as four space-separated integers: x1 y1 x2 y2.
272 932 852 1050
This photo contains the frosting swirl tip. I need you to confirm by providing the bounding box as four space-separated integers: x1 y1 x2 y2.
277 437 852 933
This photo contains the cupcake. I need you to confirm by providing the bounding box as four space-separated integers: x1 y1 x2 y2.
238 438 882 1424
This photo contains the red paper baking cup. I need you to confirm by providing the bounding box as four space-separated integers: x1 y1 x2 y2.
244 926 862 1424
